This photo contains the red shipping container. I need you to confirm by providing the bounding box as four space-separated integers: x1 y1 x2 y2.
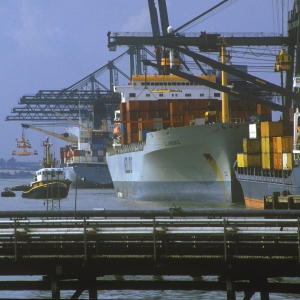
170 102 183 114
149 110 159 118
157 99 169 110
139 111 149 119
127 132 139 144
184 115 194 126
126 100 139 111
149 100 158 110
139 100 150 111
120 102 126 114
121 134 127 145
188 110 199 118
159 110 169 119
126 110 139 121
127 122 139 133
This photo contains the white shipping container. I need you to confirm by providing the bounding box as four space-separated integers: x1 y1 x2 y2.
282 153 293 170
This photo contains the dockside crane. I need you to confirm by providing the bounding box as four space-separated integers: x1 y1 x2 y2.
21 124 78 145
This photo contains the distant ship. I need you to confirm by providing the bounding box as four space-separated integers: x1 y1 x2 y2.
60 118 114 188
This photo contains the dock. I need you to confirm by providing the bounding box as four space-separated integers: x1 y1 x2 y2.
0 209 300 299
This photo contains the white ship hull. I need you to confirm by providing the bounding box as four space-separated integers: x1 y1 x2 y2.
106 122 248 202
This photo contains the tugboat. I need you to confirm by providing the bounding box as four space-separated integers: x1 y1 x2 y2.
22 137 71 199
1 187 16 197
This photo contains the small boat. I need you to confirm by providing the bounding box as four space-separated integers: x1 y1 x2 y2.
21 168 71 199
1 188 16 197
11 184 30 191
21 137 72 200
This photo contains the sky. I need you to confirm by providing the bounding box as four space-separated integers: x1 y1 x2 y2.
0 0 294 161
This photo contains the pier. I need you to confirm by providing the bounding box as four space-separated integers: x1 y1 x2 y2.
0 209 300 299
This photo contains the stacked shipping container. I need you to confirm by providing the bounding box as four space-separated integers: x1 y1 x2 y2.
118 99 271 146
237 120 293 170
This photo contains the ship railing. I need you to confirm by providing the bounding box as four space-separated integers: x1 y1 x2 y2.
107 141 146 156
216 118 247 123
235 165 293 184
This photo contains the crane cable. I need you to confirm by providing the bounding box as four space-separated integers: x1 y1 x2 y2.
176 0 238 33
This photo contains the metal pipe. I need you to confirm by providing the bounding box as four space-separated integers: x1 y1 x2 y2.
2 209 300 219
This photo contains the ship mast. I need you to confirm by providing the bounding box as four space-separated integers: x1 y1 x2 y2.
42 137 57 168
219 37 229 123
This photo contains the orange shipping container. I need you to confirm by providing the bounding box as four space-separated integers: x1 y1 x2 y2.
273 136 293 153
274 153 283 170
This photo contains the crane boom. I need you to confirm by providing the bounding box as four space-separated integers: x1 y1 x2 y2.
21 124 78 144
51 110 92 133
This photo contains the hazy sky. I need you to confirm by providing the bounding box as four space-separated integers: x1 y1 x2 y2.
0 0 294 161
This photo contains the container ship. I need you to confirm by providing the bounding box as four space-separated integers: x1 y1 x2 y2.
105 68 278 202
59 119 114 188
234 108 300 209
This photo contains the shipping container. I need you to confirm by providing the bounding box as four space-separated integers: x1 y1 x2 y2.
127 132 139 144
261 121 283 137
282 153 293 170
126 100 139 111
237 153 261 168
261 137 273 153
184 115 194 126
273 153 282 170
257 104 272 115
262 152 274 169
243 138 261 153
273 136 293 153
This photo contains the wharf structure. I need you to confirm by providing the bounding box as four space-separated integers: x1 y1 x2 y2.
0 209 300 299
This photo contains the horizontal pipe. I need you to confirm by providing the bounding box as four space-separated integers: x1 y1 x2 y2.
0 209 300 218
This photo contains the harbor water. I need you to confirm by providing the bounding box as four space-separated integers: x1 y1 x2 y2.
0 177 298 299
